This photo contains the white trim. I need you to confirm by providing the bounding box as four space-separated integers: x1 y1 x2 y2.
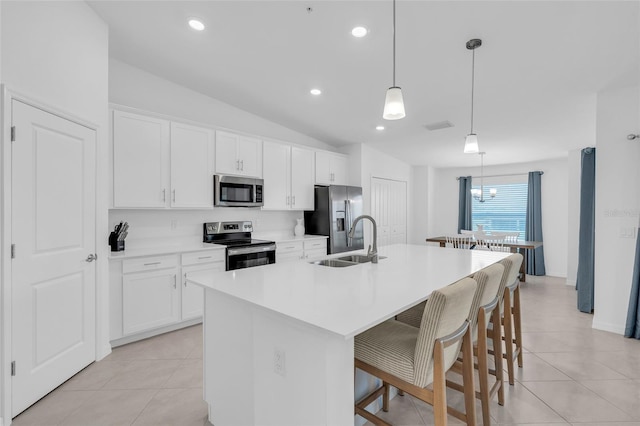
110 319 202 348
0 87 105 422
565 279 576 287
592 320 625 335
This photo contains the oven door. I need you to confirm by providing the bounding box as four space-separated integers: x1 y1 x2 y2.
214 175 264 207
226 244 276 271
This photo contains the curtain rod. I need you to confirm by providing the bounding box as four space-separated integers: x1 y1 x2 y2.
456 171 543 180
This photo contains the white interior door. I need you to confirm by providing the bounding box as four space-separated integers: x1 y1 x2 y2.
371 177 407 246
11 100 96 416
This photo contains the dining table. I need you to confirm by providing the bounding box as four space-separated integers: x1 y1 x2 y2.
425 236 543 282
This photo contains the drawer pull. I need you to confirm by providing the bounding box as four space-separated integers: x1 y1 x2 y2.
144 262 161 266
198 256 212 260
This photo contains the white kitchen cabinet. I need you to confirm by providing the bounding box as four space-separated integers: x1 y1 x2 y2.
122 265 180 335
290 147 315 209
303 239 327 260
315 151 349 185
275 238 327 263
215 130 262 177
263 141 314 210
181 250 225 320
113 110 170 208
170 122 215 208
275 241 304 263
112 109 215 209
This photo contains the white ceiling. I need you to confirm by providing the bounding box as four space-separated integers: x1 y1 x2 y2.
88 1 639 168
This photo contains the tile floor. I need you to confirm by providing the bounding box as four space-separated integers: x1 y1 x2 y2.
12 275 640 426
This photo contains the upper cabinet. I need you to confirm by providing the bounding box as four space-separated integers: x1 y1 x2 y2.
170 122 215 208
113 110 170 208
315 151 349 185
112 110 214 209
262 141 314 210
215 130 262 178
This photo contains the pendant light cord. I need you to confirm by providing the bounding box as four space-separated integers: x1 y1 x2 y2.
392 0 396 87
470 47 475 134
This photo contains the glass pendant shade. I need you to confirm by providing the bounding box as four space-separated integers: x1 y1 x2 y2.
464 133 479 153
383 87 406 120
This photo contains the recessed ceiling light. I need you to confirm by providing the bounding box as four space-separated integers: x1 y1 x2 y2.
376 126 385 131
188 19 205 31
352 26 368 38
310 88 322 96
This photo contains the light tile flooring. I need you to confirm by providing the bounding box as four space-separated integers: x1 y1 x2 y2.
12 275 640 426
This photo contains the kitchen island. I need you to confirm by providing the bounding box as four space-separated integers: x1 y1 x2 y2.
187 244 509 426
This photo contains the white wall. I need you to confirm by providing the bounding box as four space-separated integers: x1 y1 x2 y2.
343 144 413 248
109 59 332 151
0 1 109 422
593 85 640 334
566 149 582 286
410 166 429 245
427 158 569 278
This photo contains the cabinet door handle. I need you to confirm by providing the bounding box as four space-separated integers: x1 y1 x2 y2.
184 272 187 287
144 262 161 266
240 160 244 171
162 188 166 202
198 256 212 260
286 195 290 205
292 195 296 206
236 160 240 170
172 189 176 202
173 275 177 289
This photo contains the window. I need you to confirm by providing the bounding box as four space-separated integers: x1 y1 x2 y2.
471 182 528 237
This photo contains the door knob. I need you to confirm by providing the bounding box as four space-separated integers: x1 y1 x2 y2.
85 253 97 262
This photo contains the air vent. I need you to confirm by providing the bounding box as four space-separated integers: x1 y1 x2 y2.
424 121 454 131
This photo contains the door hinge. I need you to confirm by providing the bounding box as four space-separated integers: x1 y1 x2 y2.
11 244 15 259
11 361 15 376
11 126 16 142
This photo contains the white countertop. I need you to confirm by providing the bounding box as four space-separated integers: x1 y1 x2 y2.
107 234 327 259
108 243 226 260
187 244 509 339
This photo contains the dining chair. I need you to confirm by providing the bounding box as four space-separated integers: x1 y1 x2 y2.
479 235 507 252
492 231 520 243
355 277 478 426
487 253 524 385
446 263 505 426
445 234 473 249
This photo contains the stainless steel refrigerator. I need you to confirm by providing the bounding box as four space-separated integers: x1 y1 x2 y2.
304 185 364 254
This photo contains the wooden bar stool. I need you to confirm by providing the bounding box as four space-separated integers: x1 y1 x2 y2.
446 263 505 426
354 277 478 426
487 254 523 385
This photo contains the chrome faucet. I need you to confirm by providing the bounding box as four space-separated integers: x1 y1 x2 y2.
348 215 378 263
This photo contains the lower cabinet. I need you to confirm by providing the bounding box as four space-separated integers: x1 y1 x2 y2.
110 249 225 345
181 260 224 321
123 267 180 335
276 238 327 263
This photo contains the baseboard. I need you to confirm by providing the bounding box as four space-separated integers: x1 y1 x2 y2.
565 279 576 287
592 320 625 335
110 318 202 348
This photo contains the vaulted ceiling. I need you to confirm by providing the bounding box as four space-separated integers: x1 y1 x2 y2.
88 1 639 167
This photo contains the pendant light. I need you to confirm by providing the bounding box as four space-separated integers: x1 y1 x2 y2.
464 38 482 153
382 0 405 120
470 152 497 202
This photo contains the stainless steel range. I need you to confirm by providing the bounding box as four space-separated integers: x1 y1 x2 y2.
203 221 276 271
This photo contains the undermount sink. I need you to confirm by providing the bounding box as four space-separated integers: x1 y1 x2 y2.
310 259 358 268
337 254 387 264
311 255 387 267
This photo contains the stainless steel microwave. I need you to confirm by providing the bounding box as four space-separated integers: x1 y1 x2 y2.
214 175 264 207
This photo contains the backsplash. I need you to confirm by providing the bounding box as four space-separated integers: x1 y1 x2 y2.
108 209 304 249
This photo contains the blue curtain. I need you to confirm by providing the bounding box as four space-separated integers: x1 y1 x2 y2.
576 147 596 313
525 171 546 275
624 230 640 338
458 176 472 233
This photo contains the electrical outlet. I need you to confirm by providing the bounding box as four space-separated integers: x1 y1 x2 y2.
273 348 286 377
620 227 636 239
171 220 178 230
